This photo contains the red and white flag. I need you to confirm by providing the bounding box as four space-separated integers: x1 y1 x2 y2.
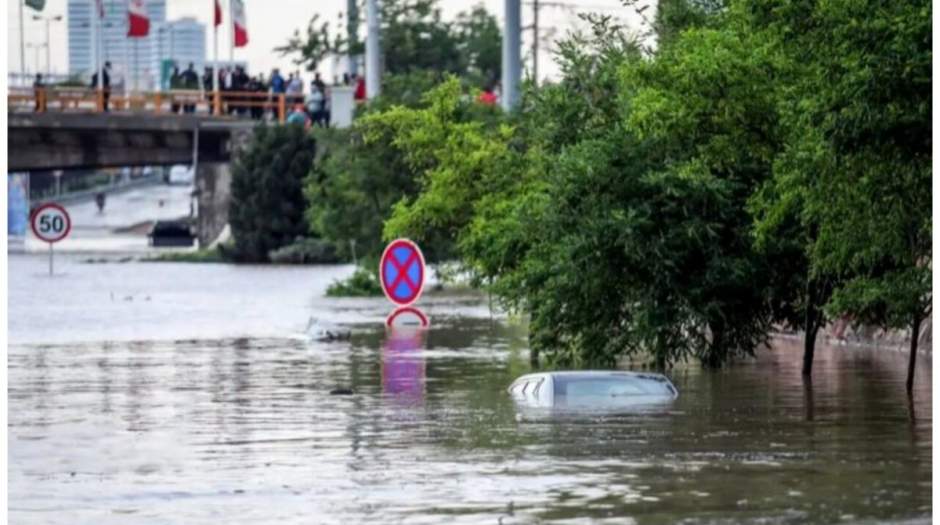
127 0 149 37
214 0 222 26
232 0 248 47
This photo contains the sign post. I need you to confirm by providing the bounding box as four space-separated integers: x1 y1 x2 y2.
380 238 430 328
30 202 71 276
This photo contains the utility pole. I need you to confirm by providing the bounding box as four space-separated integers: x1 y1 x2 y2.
502 0 521 110
365 0 380 99
531 0 539 86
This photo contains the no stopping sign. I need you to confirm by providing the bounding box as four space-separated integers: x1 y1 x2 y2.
31 203 72 243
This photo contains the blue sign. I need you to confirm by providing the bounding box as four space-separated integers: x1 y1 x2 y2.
8 173 29 238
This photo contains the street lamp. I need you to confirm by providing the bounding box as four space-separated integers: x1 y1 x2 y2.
26 43 43 77
32 14 63 75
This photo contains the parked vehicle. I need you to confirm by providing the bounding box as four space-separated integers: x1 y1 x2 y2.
148 220 195 247
508 371 678 410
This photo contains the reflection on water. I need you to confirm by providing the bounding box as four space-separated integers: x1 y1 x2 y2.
8 318 932 524
382 328 427 406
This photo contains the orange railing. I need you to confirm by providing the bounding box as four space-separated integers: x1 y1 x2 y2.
9 87 290 123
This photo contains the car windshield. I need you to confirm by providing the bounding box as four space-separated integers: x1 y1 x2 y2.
553 374 673 400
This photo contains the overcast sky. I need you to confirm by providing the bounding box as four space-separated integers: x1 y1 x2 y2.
8 0 649 84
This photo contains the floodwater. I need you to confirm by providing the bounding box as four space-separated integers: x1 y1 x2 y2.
8 254 932 524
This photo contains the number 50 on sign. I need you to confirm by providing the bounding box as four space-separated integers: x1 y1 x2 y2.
31 202 72 275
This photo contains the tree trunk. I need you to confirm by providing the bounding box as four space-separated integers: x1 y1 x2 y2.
802 278 819 377
906 315 921 394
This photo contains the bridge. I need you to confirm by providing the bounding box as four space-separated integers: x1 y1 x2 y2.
8 111 256 172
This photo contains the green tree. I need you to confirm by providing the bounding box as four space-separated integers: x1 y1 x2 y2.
748 0 931 391
229 125 316 262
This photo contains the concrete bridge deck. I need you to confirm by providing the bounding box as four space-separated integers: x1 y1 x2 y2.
8 112 256 172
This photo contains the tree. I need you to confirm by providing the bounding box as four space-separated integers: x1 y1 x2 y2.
275 1 501 86
229 124 315 262
745 0 931 390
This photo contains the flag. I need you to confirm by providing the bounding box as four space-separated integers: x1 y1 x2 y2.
232 0 248 47
127 0 149 37
25 0 45 12
214 0 222 26
96 0 105 18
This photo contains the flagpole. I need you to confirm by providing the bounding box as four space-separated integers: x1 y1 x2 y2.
93 0 102 99
213 1 218 93
124 0 131 95
228 0 234 65
19 0 26 85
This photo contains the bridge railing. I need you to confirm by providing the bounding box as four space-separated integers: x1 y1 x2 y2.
9 87 290 123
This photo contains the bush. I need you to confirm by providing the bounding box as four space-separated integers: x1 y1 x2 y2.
268 238 342 264
325 266 384 297
229 124 316 262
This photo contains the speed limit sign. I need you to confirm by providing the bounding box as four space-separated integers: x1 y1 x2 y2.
31 203 71 276
31 203 72 243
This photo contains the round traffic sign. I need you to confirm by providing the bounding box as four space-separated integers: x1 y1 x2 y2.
30 203 72 243
380 239 426 306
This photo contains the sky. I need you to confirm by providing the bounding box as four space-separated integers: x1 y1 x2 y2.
7 0 651 85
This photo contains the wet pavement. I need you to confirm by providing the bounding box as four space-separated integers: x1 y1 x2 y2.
7 255 932 524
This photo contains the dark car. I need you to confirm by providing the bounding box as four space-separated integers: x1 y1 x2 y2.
149 220 195 247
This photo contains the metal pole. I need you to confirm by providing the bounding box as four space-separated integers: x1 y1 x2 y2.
48 243 54 276
228 0 234 64
531 0 538 85
502 0 521 110
20 0 26 85
124 0 131 96
95 0 104 94
365 0 380 99
46 18 52 76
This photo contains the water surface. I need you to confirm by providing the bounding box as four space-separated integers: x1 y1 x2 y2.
8 256 931 524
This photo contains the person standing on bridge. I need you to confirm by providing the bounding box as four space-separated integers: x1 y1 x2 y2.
90 62 112 112
33 74 44 112
180 63 200 114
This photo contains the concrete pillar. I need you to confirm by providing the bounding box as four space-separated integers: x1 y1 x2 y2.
195 162 232 248
502 0 521 111
365 0 381 99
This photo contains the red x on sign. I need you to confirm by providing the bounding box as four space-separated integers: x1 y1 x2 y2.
380 239 426 306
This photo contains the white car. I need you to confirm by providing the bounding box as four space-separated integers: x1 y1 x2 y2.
508 371 678 410
168 164 195 185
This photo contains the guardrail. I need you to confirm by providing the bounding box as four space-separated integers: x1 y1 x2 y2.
8 87 291 123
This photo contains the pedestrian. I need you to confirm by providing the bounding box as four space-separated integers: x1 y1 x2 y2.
307 83 325 127
180 62 199 113
477 83 497 106
287 72 303 106
353 74 366 102
169 65 182 113
33 73 44 112
90 61 112 112
203 66 215 114
286 103 310 129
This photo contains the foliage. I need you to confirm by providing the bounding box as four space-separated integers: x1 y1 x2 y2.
229 124 315 262
142 247 226 263
275 0 501 87
268 238 342 264
305 125 418 263
326 266 384 297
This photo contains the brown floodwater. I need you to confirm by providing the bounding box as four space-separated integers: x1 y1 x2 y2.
7 255 932 524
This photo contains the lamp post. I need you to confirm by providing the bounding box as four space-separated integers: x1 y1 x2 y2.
26 43 43 76
32 14 64 75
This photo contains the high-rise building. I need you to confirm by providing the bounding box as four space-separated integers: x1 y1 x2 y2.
68 0 209 91
151 18 207 89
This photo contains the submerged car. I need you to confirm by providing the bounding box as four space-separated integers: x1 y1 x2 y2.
508 371 678 410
